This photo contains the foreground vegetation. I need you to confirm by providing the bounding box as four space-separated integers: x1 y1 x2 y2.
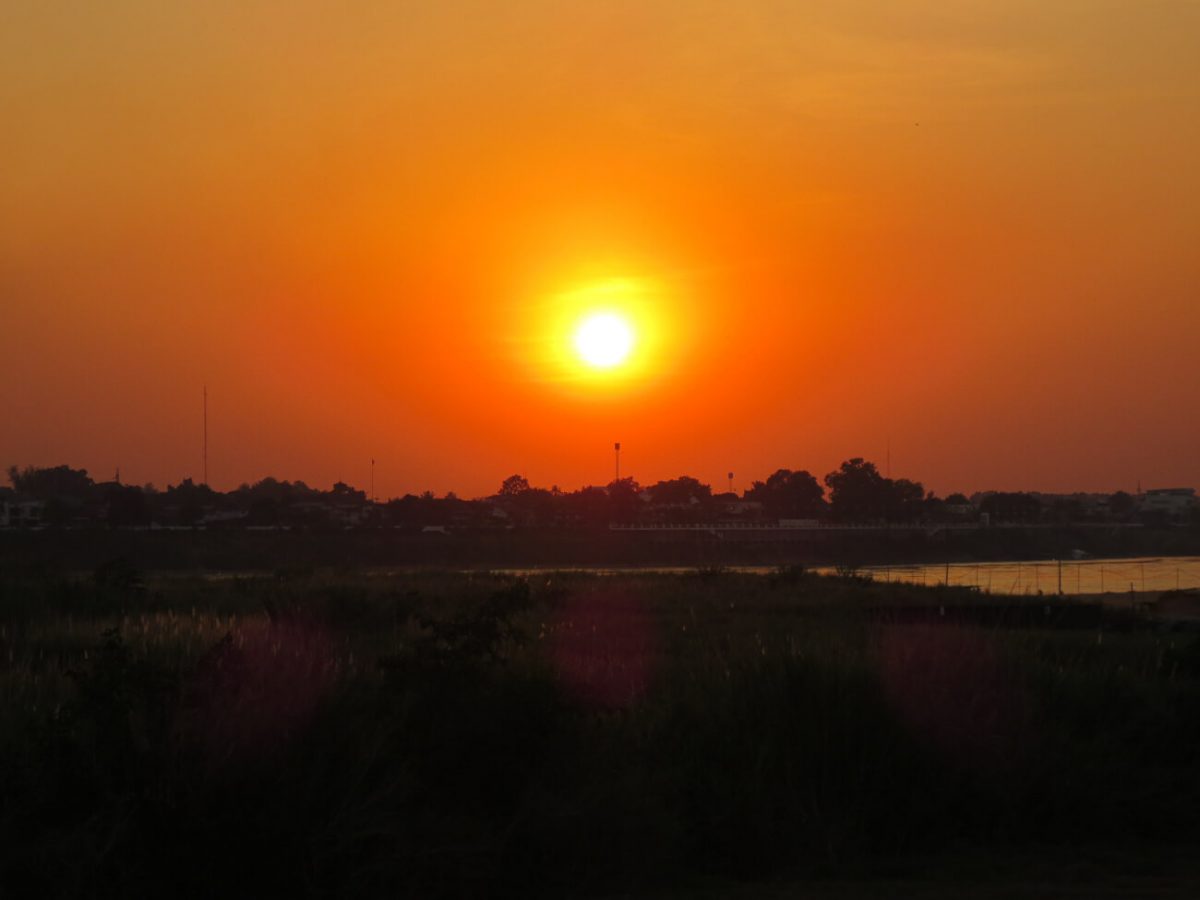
2 567 1199 897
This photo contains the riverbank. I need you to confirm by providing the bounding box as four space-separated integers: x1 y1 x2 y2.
3 525 1200 573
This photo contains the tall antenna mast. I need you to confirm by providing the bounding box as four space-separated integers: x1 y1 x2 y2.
614 442 621 482
203 385 208 487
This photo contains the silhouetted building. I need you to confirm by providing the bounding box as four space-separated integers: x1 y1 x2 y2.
719 497 763 519
1140 488 1197 520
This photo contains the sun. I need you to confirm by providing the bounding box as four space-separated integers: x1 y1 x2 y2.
527 276 670 390
573 312 635 369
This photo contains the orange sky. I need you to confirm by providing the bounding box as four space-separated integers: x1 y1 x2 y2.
3 1 1198 498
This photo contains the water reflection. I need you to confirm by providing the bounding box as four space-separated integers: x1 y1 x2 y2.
494 556 1200 596
847 556 1200 595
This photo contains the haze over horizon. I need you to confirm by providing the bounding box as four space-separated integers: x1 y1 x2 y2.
4 2 1198 498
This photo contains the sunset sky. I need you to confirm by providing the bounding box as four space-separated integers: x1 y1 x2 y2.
3 1 1198 498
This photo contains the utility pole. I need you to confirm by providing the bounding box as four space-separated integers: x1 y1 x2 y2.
203 385 208 487
614 442 621 482
728 471 734 495
371 458 376 503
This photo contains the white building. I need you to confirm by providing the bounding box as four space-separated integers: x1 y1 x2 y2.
1139 488 1198 520
1 500 46 528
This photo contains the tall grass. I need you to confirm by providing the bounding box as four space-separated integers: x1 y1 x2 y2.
0 567 1197 897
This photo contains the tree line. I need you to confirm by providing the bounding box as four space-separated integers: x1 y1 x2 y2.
5 460 1181 530
496 458 931 525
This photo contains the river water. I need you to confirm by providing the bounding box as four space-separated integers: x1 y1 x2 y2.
496 556 1200 596
195 556 1200 596
833 556 1200 595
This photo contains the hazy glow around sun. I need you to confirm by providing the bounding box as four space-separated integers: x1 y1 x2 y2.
574 312 635 368
524 275 679 393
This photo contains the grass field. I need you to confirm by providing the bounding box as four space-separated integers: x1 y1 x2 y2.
2 565 1199 897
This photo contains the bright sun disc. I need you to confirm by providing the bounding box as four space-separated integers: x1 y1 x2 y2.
573 312 635 368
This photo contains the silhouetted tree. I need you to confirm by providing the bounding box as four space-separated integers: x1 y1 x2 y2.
331 481 367 504
385 494 424 526
499 475 531 496
979 492 1041 523
564 486 609 528
824 459 890 522
886 478 926 522
647 476 712 506
413 492 460 526
606 478 643 524
923 493 946 521
7 464 93 502
746 469 825 519
507 487 558 527
166 477 219 526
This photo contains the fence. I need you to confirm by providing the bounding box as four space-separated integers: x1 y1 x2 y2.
854 557 1200 595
